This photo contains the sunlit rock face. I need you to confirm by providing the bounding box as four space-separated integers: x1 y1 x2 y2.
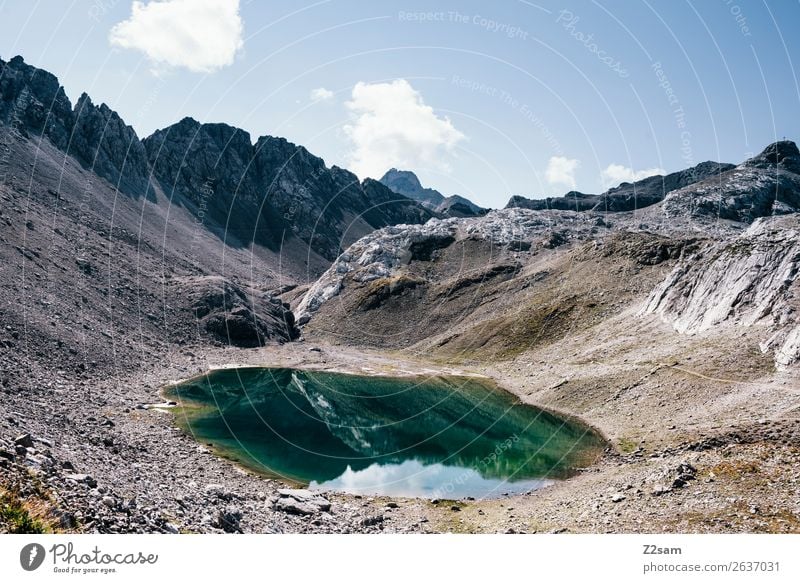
642 214 800 369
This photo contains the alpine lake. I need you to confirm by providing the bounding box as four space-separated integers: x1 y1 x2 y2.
167 367 604 499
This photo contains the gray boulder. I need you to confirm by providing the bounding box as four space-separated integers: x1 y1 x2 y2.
272 489 331 515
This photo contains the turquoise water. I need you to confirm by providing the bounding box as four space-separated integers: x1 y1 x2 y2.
169 368 603 499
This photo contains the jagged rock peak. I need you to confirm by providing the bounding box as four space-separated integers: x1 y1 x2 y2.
0 54 74 150
71 92 152 197
507 161 736 213
743 140 800 173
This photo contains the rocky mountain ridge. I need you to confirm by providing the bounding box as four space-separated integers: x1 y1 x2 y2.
507 160 736 213
1 55 433 264
641 214 800 369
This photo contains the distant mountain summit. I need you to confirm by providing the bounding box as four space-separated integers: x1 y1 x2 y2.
380 168 486 217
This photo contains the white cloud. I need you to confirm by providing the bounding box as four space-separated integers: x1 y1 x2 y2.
109 0 244 73
310 87 334 101
343 79 465 179
600 164 665 189
546 156 580 189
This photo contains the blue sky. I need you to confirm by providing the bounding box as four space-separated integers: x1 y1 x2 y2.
1 0 798 208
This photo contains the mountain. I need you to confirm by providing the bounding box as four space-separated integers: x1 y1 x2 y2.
506 160 736 212
298 141 800 369
380 168 486 217
143 119 433 260
1 55 433 264
0 54 435 359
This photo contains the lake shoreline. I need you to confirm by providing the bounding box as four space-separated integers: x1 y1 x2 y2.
3 334 798 533
164 365 605 499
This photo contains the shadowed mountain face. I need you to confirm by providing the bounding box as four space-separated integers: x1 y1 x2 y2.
0 55 437 365
0 56 152 199
0 55 433 262
380 168 486 217
144 121 433 257
506 160 736 213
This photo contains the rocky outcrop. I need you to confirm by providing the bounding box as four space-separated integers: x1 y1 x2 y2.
506 161 735 213
641 215 800 368
271 489 331 515
437 194 488 217
0 57 152 199
0 55 74 150
380 168 486 217
658 142 800 223
173 276 299 347
508 191 600 212
599 161 735 212
295 208 607 324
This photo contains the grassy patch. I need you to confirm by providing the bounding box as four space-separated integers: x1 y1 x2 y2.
0 488 49 534
617 437 639 454
706 459 761 479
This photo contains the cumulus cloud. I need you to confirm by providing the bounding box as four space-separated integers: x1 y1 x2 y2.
343 79 465 179
109 0 244 73
310 87 334 101
546 156 580 189
600 164 665 189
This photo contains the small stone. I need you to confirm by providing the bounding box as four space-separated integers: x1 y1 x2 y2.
214 506 242 533
101 496 116 508
14 433 34 448
66 473 98 488
57 512 77 529
360 514 384 527
652 484 671 496
611 493 626 503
